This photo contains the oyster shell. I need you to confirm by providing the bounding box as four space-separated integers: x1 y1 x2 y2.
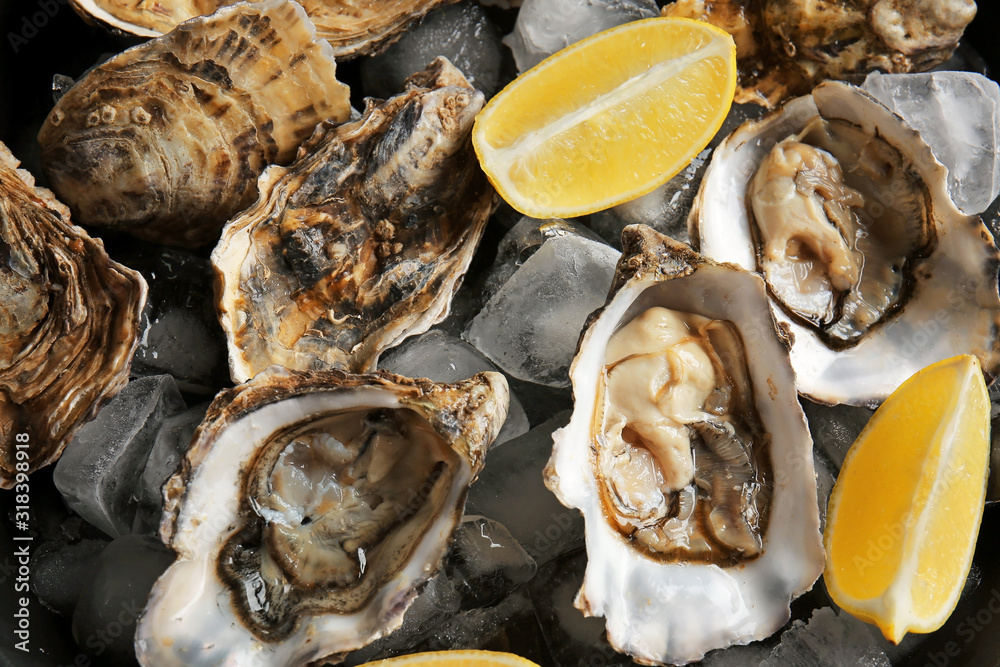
0 141 146 488
213 57 495 383
38 0 351 247
135 367 509 666
662 0 977 106
690 80 1000 405
70 0 461 59
545 225 823 665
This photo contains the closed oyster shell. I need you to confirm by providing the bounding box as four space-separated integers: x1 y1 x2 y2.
213 57 495 383
662 0 977 106
39 0 351 247
545 225 823 665
136 367 509 666
70 0 461 59
0 142 146 488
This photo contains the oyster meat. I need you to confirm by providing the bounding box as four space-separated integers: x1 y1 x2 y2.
38 0 351 247
546 225 823 665
135 367 509 666
0 141 146 487
69 0 461 59
213 57 495 383
690 80 1000 405
662 0 977 106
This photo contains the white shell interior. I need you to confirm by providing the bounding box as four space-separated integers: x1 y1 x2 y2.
548 259 824 665
135 388 475 666
694 81 1000 406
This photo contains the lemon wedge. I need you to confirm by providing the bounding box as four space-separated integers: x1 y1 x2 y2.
357 650 541 667
824 354 991 643
472 17 736 218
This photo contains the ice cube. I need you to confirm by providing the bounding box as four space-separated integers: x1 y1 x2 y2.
54 375 186 538
761 607 891 666
361 1 503 98
528 550 623 666
132 403 210 534
342 573 463 664
813 449 838 534
106 240 231 394
863 71 1000 215
465 411 584 564
588 103 767 249
464 234 619 387
31 538 109 617
71 534 175 665
800 399 873 469
698 641 774 667
0 521 79 666
378 330 529 445
506 375 574 429
505 0 658 72
480 216 605 305
447 516 537 608
408 589 550 659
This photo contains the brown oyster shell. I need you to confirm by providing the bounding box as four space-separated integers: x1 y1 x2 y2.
138 367 509 665
70 0 461 59
662 0 977 107
0 142 147 488
39 0 351 247
213 57 496 383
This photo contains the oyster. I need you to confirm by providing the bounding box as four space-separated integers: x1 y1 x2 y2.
213 57 495 383
135 367 509 666
662 0 977 106
690 80 1000 405
0 141 146 488
545 225 823 665
69 0 461 58
38 0 351 247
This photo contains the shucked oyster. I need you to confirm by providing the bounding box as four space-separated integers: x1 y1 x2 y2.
135 367 508 666
69 0 461 59
0 142 146 488
662 0 977 106
690 81 1000 405
214 57 495 383
38 0 351 247
546 225 822 665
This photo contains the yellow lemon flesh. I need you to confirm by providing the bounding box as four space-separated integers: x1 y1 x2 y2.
824 354 991 643
357 650 542 667
473 17 737 219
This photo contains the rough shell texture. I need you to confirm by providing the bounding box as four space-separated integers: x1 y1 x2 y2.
69 0 461 59
39 0 351 247
214 57 495 383
0 141 147 488
690 81 1000 406
662 0 977 106
545 224 823 665
136 367 509 666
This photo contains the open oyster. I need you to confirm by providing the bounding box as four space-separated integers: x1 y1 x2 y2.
136 367 508 666
70 0 460 58
38 0 351 247
690 80 1000 405
662 0 977 106
0 142 146 488
214 57 495 383
545 225 822 665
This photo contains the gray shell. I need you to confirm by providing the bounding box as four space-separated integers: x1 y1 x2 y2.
38 0 351 247
213 57 496 383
